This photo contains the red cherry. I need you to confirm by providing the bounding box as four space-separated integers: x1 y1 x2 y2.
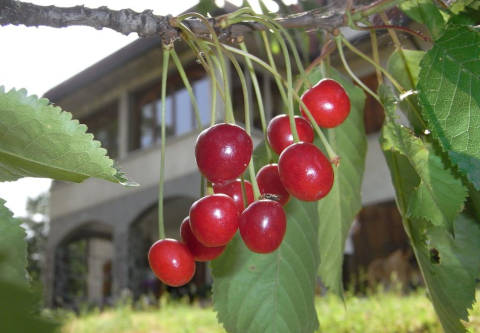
180 217 225 262
189 194 239 247
195 123 253 183
256 164 290 206
267 115 314 154
278 142 334 201
148 238 195 287
239 199 286 253
300 79 350 128
213 179 254 213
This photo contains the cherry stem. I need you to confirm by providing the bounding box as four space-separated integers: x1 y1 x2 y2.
378 12 427 129
369 29 383 85
379 12 413 87
238 14 299 143
226 47 250 131
340 35 404 94
170 48 202 129
239 41 273 162
175 21 227 112
248 160 261 200
212 42 339 162
240 175 248 209
297 97 339 163
222 46 262 199
206 181 214 195
335 36 381 103
341 33 427 129
260 31 289 108
295 37 336 93
158 47 170 240
176 13 234 124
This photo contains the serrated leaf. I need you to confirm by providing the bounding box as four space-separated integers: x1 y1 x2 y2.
0 87 133 185
387 49 426 133
0 278 58 332
305 66 366 297
417 25 480 190
387 49 425 90
380 86 477 333
380 85 467 233
211 198 320 333
0 198 28 286
399 0 445 39
408 214 480 333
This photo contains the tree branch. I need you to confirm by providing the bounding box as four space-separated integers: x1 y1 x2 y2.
0 0 397 44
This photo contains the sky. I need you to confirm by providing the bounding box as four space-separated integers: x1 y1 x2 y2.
0 0 287 217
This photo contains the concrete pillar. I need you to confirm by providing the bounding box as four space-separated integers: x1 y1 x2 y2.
118 91 129 159
112 224 129 299
86 239 113 304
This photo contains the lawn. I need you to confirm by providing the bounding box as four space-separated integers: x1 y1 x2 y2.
59 290 480 333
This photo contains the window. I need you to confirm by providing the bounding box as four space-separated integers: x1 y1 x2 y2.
130 63 211 151
82 101 119 158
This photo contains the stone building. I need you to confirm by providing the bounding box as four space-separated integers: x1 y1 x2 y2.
43 6 424 307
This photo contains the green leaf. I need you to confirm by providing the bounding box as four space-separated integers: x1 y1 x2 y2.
306 66 367 297
380 85 467 233
408 214 480 333
380 86 477 333
449 0 476 14
211 199 320 333
387 49 426 133
0 87 133 185
0 278 58 332
0 198 28 286
417 25 480 189
387 49 425 90
399 0 445 39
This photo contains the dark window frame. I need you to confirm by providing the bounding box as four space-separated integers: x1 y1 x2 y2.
130 62 208 151
81 100 119 158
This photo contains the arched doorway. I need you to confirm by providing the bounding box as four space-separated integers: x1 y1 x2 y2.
127 196 209 301
53 222 113 309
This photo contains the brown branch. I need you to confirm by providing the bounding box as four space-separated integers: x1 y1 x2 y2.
0 0 179 43
354 23 432 42
0 0 399 44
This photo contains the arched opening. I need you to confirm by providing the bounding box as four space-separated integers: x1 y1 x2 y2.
127 196 209 301
53 221 113 309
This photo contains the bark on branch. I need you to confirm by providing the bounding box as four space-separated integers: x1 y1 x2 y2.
0 0 346 44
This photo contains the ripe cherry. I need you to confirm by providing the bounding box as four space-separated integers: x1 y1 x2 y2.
267 114 314 155
213 179 254 213
278 142 334 201
195 123 253 183
148 238 195 287
239 199 287 254
300 79 350 128
256 164 290 206
180 217 225 262
189 194 239 247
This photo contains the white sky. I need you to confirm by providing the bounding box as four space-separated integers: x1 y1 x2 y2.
0 0 286 217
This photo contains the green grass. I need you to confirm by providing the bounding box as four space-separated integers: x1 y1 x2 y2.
58 290 480 333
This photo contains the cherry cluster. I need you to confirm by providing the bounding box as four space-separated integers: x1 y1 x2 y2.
148 78 350 287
